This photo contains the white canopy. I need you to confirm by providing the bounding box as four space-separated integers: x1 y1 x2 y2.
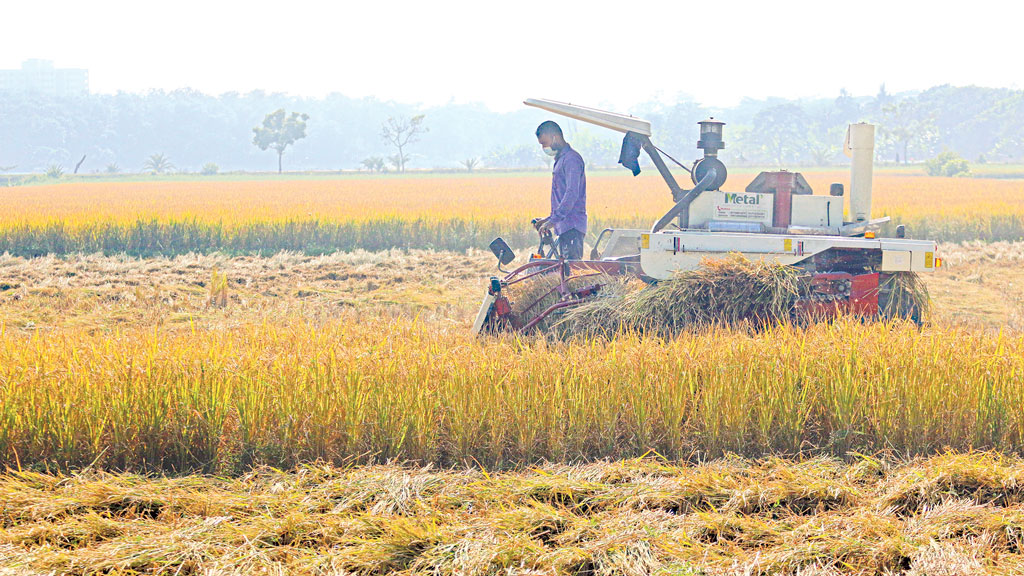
524 98 652 137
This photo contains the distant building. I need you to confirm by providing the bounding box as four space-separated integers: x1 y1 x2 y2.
0 59 89 97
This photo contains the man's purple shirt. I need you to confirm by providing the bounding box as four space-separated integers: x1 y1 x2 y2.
548 144 587 236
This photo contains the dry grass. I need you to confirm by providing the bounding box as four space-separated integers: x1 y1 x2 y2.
2 453 1024 575
0 249 493 331
925 241 1024 330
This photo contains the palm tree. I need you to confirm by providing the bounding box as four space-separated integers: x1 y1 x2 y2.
44 164 64 179
143 153 175 175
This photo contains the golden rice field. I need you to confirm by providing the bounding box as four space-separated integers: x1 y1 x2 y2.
2 174 1024 574
0 171 1022 256
3 315 1024 474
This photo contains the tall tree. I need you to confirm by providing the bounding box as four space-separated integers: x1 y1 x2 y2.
253 109 309 173
750 104 809 166
807 123 844 166
873 83 893 115
380 115 427 172
637 100 706 156
879 101 938 164
834 88 860 123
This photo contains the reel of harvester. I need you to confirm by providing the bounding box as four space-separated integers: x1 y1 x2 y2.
475 233 641 334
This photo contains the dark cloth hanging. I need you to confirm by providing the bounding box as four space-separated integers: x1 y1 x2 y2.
618 131 644 176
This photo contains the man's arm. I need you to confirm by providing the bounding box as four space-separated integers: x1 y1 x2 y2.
547 154 585 228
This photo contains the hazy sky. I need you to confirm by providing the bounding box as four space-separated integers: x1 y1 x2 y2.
4 0 1020 111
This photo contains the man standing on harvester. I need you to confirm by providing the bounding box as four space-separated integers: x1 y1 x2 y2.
534 120 587 260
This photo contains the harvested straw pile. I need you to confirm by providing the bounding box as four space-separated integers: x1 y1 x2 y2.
556 257 933 338
556 255 805 337
4 452 1024 575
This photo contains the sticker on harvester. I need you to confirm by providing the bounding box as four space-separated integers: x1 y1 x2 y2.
713 192 773 224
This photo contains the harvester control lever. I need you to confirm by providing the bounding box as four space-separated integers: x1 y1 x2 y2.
531 218 558 259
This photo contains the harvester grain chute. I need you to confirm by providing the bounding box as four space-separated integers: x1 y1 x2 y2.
473 98 941 335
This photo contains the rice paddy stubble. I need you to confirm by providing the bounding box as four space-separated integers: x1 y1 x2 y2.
5 453 1024 575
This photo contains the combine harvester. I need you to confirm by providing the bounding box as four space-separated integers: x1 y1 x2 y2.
475 99 941 335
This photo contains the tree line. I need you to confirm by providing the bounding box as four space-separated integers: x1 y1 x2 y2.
1 84 1023 175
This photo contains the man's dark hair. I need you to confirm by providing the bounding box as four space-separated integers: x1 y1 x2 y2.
535 120 563 138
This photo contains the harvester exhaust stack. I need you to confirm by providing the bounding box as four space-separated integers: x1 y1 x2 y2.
845 123 875 222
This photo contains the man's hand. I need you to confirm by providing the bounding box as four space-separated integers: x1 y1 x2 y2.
534 217 553 233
